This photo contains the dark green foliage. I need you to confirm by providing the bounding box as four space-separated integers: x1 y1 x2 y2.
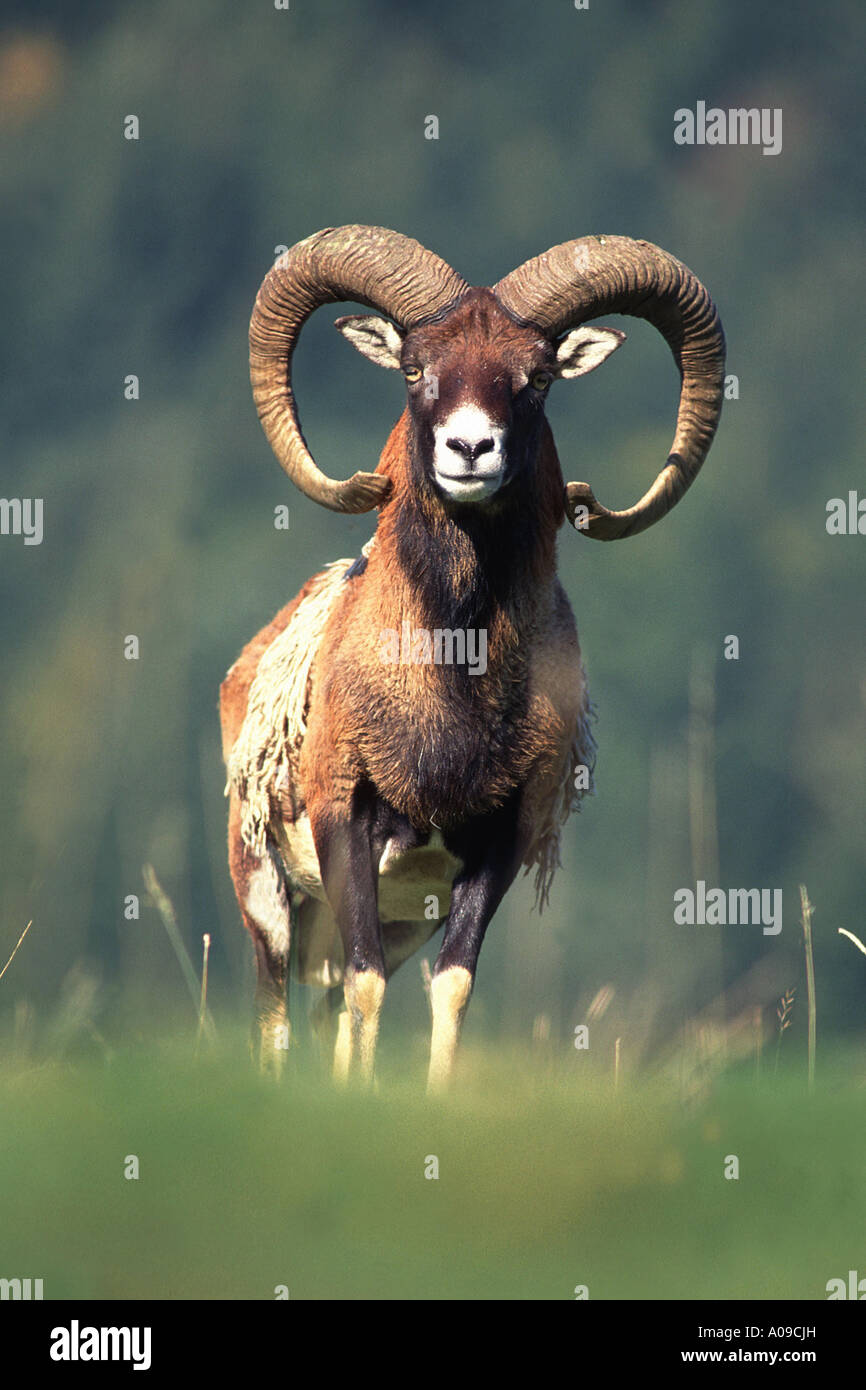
1 0 863 1049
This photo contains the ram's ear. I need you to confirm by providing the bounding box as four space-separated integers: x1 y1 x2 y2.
555 326 626 379
335 314 404 369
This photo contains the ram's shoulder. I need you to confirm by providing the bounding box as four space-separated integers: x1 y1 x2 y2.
526 580 585 717
549 576 579 641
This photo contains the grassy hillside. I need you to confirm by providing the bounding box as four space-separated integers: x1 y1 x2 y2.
2 1029 863 1300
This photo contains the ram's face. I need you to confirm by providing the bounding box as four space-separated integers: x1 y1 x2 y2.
337 288 625 507
396 290 555 503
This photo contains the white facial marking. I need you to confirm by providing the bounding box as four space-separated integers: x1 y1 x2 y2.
432 404 506 502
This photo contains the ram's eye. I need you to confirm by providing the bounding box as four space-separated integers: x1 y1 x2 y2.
531 372 552 391
403 366 423 383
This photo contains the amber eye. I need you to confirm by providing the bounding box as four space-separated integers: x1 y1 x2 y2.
531 372 552 391
403 366 423 383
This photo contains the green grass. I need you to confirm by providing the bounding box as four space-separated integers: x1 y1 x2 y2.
1 1030 864 1300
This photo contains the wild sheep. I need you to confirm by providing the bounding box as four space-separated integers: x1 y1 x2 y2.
220 226 725 1088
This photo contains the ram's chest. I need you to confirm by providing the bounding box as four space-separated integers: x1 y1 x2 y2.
277 671 522 854
348 671 554 825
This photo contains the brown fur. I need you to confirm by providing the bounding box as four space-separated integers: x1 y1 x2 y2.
221 287 595 1077
297 413 587 850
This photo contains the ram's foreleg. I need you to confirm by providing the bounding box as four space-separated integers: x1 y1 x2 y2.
308 785 386 1085
428 794 524 1092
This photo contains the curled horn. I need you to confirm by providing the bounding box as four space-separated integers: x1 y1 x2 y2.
250 225 470 513
494 235 725 539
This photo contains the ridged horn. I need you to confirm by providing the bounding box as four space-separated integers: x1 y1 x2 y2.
494 235 725 539
250 225 470 512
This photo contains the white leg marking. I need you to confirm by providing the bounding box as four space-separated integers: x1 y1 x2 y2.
333 1009 352 1084
343 969 386 1084
427 965 473 1092
257 997 289 1079
245 859 290 957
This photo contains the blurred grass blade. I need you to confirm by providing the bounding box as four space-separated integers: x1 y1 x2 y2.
143 865 216 1040
0 921 32 985
196 933 212 1056
838 928 866 958
800 885 816 1092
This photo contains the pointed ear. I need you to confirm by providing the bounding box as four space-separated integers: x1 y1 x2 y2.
554 326 626 379
335 314 404 369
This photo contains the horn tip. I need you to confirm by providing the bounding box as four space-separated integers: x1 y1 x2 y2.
338 472 393 513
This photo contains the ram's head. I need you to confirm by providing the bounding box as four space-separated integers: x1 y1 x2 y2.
250 226 725 538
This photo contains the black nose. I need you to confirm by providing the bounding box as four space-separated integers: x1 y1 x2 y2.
446 436 494 465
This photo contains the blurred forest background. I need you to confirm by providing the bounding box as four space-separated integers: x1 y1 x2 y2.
1 0 863 1069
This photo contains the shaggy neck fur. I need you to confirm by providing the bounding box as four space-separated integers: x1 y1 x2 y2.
375 412 566 641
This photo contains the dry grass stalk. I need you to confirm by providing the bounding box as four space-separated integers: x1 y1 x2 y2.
143 864 216 1041
775 986 795 1074
532 1013 551 1045
0 921 32 986
196 933 211 1057
838 927 866 958
587 984 615 1023
800 885 816 1091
